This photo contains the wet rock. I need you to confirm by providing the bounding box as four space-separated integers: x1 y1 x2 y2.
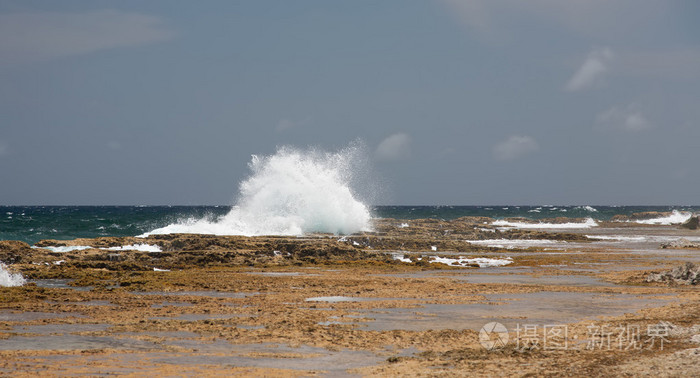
646 262 700 285
681 215 699 230
0 240 36 264
611 211 671 222
661 239 700 249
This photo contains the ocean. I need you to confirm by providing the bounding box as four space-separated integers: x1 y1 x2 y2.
2 145 697 245
1 205 697 245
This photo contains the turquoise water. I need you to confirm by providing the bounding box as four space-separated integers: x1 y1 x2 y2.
1 205 697 245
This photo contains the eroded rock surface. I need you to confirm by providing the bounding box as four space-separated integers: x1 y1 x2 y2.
647 262 700 285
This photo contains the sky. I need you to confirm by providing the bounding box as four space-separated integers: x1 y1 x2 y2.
1 0 699 206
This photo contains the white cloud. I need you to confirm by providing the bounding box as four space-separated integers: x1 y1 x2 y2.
565 47 614 92
0 10 175 65
493 135 539 161
596 104 652 132
376 133 411 161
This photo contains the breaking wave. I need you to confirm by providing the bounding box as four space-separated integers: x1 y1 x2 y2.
142 143 373 237
0 262 26 287
492 218 598 229
636 210 692 225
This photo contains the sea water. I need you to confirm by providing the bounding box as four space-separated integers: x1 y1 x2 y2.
1 205 697 245
1 144 697 244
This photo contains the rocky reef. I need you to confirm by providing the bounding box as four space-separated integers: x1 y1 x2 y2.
646 262 700 285
681 215 699 230
1 217 591 273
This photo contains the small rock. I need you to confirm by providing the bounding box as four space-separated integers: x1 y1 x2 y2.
661 238 700 249
646 262 700 285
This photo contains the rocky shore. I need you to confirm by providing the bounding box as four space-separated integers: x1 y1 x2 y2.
1 217 699 376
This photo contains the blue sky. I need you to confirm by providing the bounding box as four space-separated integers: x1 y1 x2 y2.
1 1 699 205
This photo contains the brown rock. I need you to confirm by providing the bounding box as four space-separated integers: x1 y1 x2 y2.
681 215 699 230
646 262 700 285
0 240 35 264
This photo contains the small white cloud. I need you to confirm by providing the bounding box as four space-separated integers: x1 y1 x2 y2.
376 133 411 161
493 135 539 161
565 47 614 92
0 10 175 65
596 104 652 132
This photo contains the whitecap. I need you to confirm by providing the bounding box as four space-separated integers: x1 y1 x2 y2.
636 210 692 225
575 205 598 212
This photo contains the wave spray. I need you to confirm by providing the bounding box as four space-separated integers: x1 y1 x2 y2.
143 143 373 236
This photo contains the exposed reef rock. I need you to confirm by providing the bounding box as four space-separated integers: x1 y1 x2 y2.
0 240 40 264
661 238 700 249
646 262 700 285
681 215 699 230
610 211 672 222
15 217 592 271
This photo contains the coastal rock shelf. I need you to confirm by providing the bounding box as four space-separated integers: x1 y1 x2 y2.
1 216 699 376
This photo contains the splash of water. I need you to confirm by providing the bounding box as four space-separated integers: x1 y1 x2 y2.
0 262 26 287
142 143 373 237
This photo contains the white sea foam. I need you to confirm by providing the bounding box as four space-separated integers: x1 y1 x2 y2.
391 253 413 263
305 296 361 302
398 223 409 228
585 235 646 242
576 205 598 212
39 245 93 253
142 144 372 237
636 210 692 225
586 234 700 243
391 253 511 267
428 256 513 268
0 262 26 287
102 244 162 252
491 218 597 229
467 239 564 248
